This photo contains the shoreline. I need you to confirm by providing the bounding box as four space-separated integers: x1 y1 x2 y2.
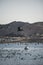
0 37 43 43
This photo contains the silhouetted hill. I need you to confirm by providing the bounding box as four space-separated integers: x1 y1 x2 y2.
0 21 43 38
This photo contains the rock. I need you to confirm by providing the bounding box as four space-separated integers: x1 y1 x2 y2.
24 46 28 50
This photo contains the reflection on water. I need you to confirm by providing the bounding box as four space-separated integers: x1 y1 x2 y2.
0 43 43 65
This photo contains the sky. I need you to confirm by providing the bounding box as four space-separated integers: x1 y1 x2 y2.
0 0 43 24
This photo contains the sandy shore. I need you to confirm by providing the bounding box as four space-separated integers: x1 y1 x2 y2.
0 37 43 43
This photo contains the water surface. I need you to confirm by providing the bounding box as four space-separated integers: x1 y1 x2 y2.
0 43 43 65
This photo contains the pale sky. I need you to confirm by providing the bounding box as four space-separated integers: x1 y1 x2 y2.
0 0 43 24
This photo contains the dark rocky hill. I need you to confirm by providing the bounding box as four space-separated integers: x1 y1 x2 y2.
0 21 43 37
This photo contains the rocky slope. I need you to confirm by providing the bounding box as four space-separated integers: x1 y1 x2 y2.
0 21 43 38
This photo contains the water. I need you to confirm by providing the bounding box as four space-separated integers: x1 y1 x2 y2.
0 43 43 65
